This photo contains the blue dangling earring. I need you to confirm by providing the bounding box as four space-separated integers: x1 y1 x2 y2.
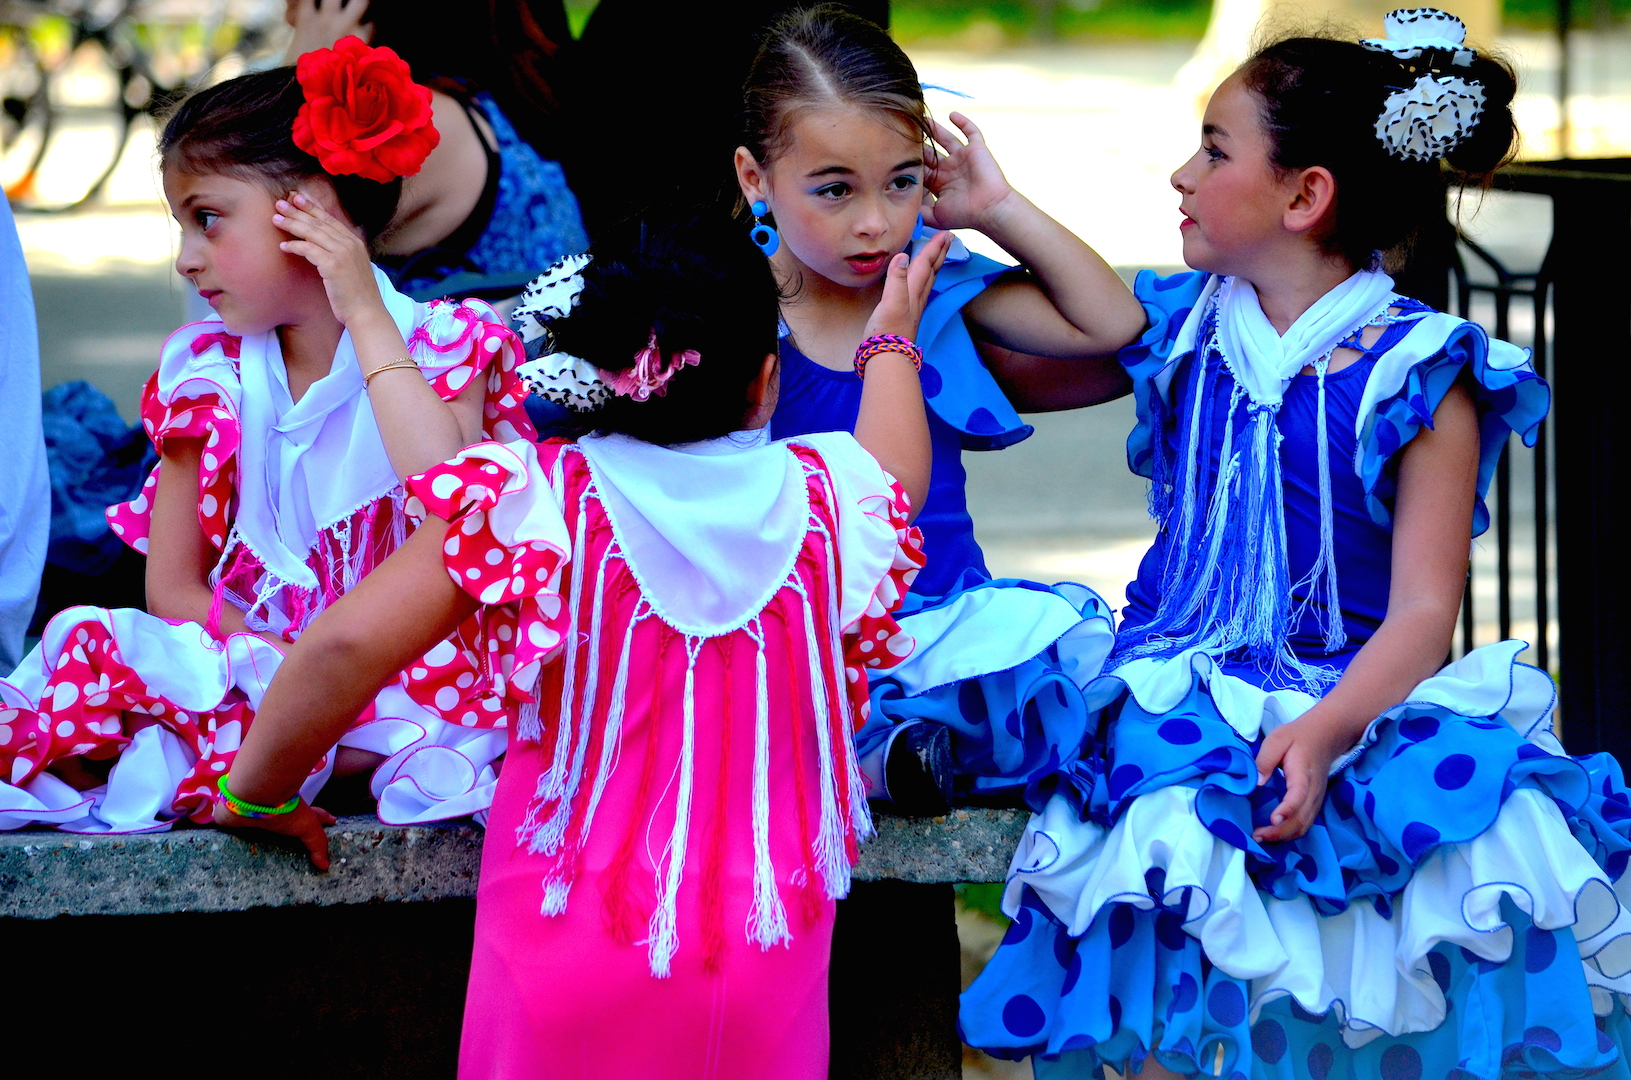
749 200 780 257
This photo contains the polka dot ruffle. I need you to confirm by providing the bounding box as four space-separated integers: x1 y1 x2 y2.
403 445 572 721
0 618 258 822
411 298 537 445
802 443 924 730
962 882 1631 1079
106 367 239 557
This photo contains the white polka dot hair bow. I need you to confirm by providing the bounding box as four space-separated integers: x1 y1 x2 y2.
513 252 615 412
1361 8 1487 162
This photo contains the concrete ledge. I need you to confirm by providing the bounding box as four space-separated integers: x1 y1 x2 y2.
1 807 1026 920
858 807 1026 884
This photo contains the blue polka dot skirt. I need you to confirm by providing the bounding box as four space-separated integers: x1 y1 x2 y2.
960 642 1631 1078
857 579 1116 805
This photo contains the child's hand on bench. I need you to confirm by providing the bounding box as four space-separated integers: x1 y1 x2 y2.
213 798 338 871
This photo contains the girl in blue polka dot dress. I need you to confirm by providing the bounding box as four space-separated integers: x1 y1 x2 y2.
962 11 1631 1079
736 6 1148 813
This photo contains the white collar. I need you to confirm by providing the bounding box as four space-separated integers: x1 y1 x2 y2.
233 266 419 589
577 427 811 637
1171 271 1398 408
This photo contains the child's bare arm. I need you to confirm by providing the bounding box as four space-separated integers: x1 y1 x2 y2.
974 341 1133 413
145 441 216 625
146 441 270 644
853 233 951 518
924 113 1146 364
273 190 488 475
1252 382 1479 843
213 517 477 865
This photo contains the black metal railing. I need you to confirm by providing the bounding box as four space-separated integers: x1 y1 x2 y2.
1438 160 1631 763
1448 232 1552 673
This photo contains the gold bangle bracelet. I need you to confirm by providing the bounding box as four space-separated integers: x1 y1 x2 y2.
363 357 420 388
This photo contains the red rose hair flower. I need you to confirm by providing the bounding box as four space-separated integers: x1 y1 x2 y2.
292 35 440 184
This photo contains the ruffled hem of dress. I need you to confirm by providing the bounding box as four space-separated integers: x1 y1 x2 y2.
1077 642 1625 909
862 578 1116 802
964 641 1631 1056
0 606 507 831
962 875 1631 1080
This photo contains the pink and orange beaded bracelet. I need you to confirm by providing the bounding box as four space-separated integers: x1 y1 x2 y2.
853 334 924 379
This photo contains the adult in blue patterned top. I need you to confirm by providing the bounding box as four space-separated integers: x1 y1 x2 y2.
962 12 1631 1080
283 0 588 300
736 5 1148 813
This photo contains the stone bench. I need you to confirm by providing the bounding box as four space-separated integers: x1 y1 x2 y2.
1 808 1027 1079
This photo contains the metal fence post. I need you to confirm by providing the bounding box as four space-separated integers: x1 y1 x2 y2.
1549 171 1631 759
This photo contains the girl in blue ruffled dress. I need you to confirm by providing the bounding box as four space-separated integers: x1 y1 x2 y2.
963 11 1631 1079
733 5 1148 811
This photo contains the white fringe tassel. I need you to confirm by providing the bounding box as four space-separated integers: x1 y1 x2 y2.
531 544 614 857
815 516 874 846
745 619 790 949
794 578 850 901
540 604 644 916
647 637 702 977
517 487 591 848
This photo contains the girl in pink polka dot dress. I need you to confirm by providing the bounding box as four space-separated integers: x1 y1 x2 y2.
0 54 537 832
209 213 942 1079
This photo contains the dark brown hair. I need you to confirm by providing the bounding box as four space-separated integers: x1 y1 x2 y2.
360 0 571 156
550 210 782 446
158 67 401 243
742 4 931 167
1239 35 1518 271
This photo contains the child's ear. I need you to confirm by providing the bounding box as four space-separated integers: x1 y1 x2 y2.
304 179 365 239
743 351 781 429
735 146 769 206
1284 166 1336 237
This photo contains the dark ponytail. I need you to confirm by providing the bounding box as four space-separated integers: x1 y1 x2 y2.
1239 33 1517 271
548 211 782 447
158 68 402 244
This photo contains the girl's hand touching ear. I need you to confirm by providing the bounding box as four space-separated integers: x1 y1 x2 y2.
865 229 952 343
922 113 1020 235
274 190 389 330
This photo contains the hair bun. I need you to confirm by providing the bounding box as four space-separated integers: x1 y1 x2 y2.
1443 52 1518 175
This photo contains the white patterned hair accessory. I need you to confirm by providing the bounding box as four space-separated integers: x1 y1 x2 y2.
1361 8 1486 162
513 253 614 412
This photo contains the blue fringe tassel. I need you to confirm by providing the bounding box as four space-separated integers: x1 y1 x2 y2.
1115 313 1342 694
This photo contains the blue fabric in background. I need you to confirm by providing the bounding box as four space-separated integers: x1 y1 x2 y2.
40 381 155 576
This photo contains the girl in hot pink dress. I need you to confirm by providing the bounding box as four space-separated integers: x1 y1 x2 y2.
208 212 948 1079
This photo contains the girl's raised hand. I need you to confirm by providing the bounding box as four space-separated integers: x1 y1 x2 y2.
284 0 372 62
274 190 388 329
921 112 1019 234
865 229 953 342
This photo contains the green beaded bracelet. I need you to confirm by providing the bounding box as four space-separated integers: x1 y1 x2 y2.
216 774 300 818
